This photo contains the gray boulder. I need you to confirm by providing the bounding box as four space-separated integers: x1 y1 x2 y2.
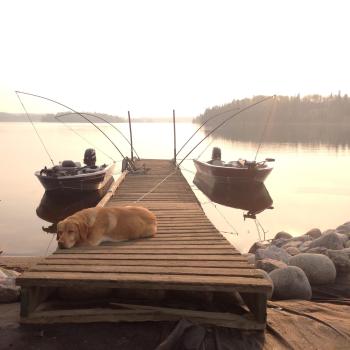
256 258 288 273
256 245 291 264
289 253 336 285
243 253 256 265
290 235 312 243
326 248 350 273
337 233 349 245
299 240 312 252
274 231 293 240
0 267 20 303
269 266 312 300
257 269 274 300
345 241 350 248
306 247 328 255
282 240 303 249
285 246 300 256
271 238 289 247
248 241 270 254
0 284 20 303
308 231 345 250
336 222 350 235
305 228 322 239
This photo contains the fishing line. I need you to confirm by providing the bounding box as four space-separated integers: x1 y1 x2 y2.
177 95 275 167
254 95 277 162
15 92 55 166
176 106 240 157
45 231 56 256
254 219 262 241
132 170 178 203
54 116 116 162
195 137 215 160
189 177 240 235
57 112 140 159
15 91 126 160
255 217 268 241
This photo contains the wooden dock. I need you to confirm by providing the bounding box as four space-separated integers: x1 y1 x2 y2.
17 160 271 329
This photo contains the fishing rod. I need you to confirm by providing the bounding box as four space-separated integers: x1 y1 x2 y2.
177 95 275 167
254 96 277 162
16 92 55 166
53 115 116 162
15 91 126 160
56 112 140 159
176 106 240 157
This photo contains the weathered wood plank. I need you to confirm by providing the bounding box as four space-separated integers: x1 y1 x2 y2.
49 253 247 261
53 248 238 254
20 306 264 329
32 264 264 278
56 244 233 249
36 259 254 268
54 248 239 255
17 272 272 293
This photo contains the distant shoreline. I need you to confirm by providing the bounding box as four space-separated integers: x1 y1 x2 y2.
0 113 193 123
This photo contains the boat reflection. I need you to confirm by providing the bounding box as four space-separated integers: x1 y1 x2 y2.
193 173 273 219
36 177 114 233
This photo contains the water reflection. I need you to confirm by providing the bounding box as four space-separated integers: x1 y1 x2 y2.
193 173 273 219
36 177 114 233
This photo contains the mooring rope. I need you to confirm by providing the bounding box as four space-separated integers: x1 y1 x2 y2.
45 231 56 256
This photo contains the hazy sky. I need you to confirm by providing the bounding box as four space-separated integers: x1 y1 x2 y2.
1 0 349 118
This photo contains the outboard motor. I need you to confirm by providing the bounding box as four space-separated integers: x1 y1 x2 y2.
84 148 96 167
211 147 222 161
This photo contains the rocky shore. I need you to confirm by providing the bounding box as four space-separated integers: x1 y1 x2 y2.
246 221 350 300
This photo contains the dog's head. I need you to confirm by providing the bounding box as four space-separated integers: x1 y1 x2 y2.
56 218 88 249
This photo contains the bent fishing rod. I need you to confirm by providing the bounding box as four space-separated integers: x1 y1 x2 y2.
15 91 126 160
53 115 116 162
16 91 55 166
176 106 240 158
56 112 140 159
177 95 276 167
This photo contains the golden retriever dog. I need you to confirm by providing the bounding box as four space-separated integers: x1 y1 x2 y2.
56 206 157 249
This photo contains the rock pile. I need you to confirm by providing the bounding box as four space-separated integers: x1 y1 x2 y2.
0 267 20 303
251 221 350 301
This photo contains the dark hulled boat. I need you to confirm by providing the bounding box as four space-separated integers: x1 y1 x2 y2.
35 149 115 192
193 147 274 184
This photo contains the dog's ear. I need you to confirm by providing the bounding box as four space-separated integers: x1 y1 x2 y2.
77 221 89 241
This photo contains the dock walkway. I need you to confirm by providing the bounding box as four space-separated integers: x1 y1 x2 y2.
17 160 271 329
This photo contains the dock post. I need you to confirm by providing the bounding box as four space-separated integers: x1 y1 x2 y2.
173 109 176 164
128 111 134 160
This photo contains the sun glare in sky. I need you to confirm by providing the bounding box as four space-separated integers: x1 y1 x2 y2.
0 0 349 117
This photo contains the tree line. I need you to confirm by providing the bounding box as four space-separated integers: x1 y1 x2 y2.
192 94 350 145
193 94 350 126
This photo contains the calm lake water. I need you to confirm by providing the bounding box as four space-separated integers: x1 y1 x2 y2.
1 122 350 256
